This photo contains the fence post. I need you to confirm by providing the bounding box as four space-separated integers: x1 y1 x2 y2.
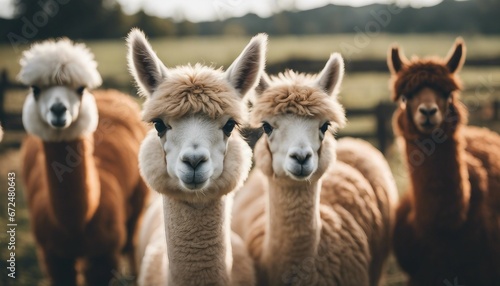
495 100 500 121
375 102 395 154
0 69 7 124
375 103 387 153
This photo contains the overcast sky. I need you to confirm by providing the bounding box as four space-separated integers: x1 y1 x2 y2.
0 0 445 21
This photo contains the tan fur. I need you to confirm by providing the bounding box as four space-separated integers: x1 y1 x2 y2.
250 71 346 129
21 90 149 285
233 67 397 285
142 64 246 125
335 138 399 284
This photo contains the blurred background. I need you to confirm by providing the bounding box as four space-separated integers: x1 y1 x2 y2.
0 0 499 285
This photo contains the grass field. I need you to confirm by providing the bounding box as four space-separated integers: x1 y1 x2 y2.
0 33 500 285
1 33 500 88
1 33 499 111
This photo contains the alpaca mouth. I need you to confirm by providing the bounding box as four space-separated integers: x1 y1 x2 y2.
180 176 209 190
182 181 209 191
51 117 67 128
420 120 435 129
287 165 313 181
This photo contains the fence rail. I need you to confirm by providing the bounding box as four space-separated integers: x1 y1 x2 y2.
1 69 499 152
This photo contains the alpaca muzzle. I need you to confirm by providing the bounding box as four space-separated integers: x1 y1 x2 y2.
49 102 69 128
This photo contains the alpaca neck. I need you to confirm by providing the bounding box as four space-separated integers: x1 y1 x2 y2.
43 138 100 232
163 194 232 286
263 177 322 283
405 132 470 232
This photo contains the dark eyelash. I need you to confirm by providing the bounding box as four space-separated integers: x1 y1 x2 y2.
261 121 273 135
223 119 239 137
320 122 331 134
151 119 170 137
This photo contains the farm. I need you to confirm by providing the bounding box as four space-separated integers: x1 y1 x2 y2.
0 32 499 285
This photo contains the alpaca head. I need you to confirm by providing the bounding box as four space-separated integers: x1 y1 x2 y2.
18 39 102 142
251 54 346 181
388 38 467 137
128 29 266 202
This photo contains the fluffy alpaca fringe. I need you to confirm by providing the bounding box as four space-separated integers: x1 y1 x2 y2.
18 38 102 88
250 70 346 129
390 58 461 101
142 63 247 124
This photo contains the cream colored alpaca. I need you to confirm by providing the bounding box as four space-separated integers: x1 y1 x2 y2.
128 29 266 285
232 54 398 286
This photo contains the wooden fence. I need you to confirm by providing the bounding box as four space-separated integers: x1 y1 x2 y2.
1 69 499 152
0 70 25 132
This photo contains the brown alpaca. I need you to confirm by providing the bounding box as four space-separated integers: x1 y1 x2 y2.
388 38 500 285
19 39 149 285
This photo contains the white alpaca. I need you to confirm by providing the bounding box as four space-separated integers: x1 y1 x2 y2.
128 29 266 285
19 39 149 285
232 54 398 285
20 39 101 142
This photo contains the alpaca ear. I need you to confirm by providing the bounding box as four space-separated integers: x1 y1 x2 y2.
446 37 466 73
388 45 407 74
316 53 344 96
255 73 271 96
225 33 267 98
127 28 168 97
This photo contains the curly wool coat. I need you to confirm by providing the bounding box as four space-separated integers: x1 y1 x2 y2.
233 61 398 286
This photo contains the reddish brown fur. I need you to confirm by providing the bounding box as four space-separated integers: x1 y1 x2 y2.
21 90 149 285
390 60 461 102
389 40 500 285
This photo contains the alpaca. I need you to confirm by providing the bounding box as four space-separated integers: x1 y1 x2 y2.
388 38 500 285
19 39 149 285
232 53 398 286
127 28 266 285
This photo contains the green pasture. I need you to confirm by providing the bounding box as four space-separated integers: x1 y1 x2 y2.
1 33 500 93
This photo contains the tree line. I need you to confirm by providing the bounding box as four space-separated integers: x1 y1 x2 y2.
1 0 499 47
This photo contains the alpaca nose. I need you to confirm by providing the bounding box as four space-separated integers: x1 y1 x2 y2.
50 103 67 116
289 149 312 165
418 106 438 117
181 152 209 170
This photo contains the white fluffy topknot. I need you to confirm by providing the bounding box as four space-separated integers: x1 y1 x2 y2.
18 38 102 89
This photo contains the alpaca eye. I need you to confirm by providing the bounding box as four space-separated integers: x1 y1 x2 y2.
152 119 169 137
76 86 85 96
32 86 41 98
401 95 407 103
320 122 330 134
223 119 237 137
262 122 273 135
